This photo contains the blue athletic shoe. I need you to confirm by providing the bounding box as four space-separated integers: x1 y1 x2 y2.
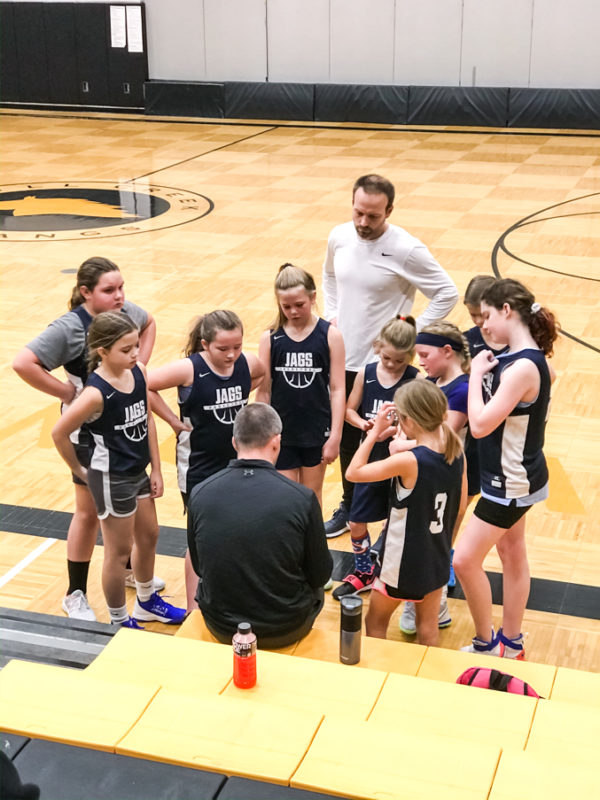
448 549 456 588
133 592 186 625
118 617 145 630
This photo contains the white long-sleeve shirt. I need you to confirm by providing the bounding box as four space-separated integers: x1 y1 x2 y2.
322 222 458 370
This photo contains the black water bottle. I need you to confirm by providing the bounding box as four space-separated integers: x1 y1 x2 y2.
339 595 362 665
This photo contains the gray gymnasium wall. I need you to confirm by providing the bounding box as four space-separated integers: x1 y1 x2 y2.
7 0 600 89
4 0 600 126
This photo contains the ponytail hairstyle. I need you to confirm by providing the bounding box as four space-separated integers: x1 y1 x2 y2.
272 263 317 330
481 278 559 356
464 275 497 306
374 315 417 362
394 380 463 465
69 257 120 310
184 310 243 357
87 311 138 372
419 321 471 374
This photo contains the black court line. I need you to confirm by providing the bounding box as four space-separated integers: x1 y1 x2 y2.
2 108 600 138
126 126 277 183
1 502 598 622
491 192 600 354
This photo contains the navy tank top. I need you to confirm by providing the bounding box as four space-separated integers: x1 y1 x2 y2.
177 352 251 493
86 364 149 475
360 361 419 461
381 446 464 599
270 318 331 448
479 348 550 504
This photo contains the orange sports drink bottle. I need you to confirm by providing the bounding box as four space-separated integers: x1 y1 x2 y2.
233 622 257 688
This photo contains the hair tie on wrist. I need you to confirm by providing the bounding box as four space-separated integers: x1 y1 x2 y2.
531 302 541 314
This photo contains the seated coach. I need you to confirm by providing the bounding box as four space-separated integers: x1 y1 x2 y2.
187 402 333 648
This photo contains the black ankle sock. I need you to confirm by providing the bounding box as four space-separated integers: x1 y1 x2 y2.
67 560 90 595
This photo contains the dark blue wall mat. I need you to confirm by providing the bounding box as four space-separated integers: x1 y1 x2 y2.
217 776 344 800
508 88 600 129
314 83 408 124
225 82 314 120
407 86 509 126
145 81 225 117
1 733 30 761
14 739 226 800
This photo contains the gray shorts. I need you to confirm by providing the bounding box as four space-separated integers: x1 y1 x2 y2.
87 468 151 520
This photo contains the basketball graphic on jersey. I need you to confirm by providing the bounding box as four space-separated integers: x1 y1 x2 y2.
115 400 148 442
275 351 322 389
204 385 246 424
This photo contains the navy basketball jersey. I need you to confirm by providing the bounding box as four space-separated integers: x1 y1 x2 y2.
64 305 93 383
464 326 508 359
479 349 550 504
86 365 150 474
270 318 331 448
380 447 464 599
177 352 251 493
361 361 419 461
436 373 469 444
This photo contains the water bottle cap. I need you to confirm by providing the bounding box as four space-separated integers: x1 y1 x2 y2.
340 596 363 614
237 622 252 635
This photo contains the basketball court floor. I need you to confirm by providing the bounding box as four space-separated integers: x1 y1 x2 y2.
0 109 598 669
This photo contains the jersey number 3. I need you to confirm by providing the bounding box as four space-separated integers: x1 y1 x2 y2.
429 493 447 534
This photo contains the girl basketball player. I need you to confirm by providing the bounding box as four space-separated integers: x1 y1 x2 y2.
256 264 345 507
147 310 264 611
51 312 185 628
333 316 418 600
347 380 466 646
463 276 507 359
398 320 470 633
12 257 159 621
453 278 558 659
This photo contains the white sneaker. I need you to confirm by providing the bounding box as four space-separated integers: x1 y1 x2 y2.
399 601 416 635
400 588 451 635
438 585 452 629
124 570 166 592
62 590 97 622
460 629 502 656
323 577 333 591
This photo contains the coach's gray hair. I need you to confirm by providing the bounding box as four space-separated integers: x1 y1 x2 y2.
233 403 282 448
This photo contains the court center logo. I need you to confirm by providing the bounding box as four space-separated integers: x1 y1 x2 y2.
0 181 213 241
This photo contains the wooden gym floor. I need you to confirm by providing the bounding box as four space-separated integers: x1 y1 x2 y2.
0 110 598 670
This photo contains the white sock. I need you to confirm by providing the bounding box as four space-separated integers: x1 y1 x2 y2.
108 604 129 624
136 579 154 603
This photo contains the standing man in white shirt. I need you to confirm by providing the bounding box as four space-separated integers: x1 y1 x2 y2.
322 174 459 537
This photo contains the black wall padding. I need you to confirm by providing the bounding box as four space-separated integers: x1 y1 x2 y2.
0 3 19 102
225 82 314 120
314 83 408 124
408 86 509 126
14 740 227 800
44 3 79 105
0 733 29 761
74 3 110 106
219 776 341 799
508 88 600 129
145 80 225 117
13 2 49 103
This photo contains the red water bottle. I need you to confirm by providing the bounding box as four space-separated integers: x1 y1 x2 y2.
232 622 257 688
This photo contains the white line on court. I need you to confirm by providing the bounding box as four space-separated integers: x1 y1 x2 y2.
0 537 57 589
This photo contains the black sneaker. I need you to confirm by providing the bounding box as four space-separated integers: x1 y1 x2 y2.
332 570 375 600
324 503 350 538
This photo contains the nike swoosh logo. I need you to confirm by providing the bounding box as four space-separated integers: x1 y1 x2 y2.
198 372 210 378
273 335 284 340
366 379 376 383
381 252 393 257
106 392 116 399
